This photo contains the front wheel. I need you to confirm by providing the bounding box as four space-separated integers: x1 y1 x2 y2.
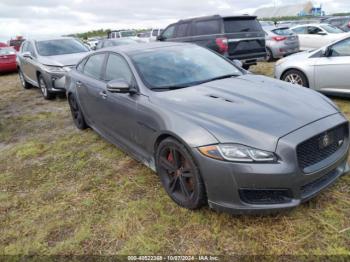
18 69 31 89
282 69 309 88
266 48 274 62
68 94 88 130
156 138 207 210
38 74 55 100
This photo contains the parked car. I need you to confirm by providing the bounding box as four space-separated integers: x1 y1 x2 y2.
324 16 350 32
108 30 138 39
259 21 275 27
86 37 100 49
0 47 17 73
0 42 8 48
275 35 350 96
291 24 348 50
158 15 266 69
66 42 349 214
17 37 90 99
95 38 143 50
263 26 299 61
149 28 163 41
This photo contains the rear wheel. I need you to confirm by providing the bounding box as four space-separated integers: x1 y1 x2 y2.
68 94 88 130
156 138 206 210
282 69 309 88
18 69 31 89
266 48 274 62
38 74 55 100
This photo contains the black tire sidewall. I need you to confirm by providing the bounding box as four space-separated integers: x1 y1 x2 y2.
156 138 206 210
38 75 55 100
68 94 87 130
18 69 31 89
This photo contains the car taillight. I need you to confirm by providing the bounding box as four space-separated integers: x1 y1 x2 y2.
215 37 228 54
272 36 287 41
347 22 350 28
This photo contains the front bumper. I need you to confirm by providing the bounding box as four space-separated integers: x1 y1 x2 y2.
192 113 349 214
42 72 67 93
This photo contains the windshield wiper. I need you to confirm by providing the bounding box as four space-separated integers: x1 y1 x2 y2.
151 84 190 91
197 74 239 85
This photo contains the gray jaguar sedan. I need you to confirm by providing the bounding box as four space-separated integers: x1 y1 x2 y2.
66 42 349 214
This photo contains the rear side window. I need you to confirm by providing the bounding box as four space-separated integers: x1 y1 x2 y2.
176 23 190 37
104 54 133 83
193 20 220 35
224 18 262 33
292 26 307 34
272 28 293 36
83 54 105 79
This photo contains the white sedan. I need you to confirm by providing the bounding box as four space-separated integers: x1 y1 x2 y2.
291 23 348 50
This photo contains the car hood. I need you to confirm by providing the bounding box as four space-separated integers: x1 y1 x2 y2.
38 52 89 67
151 75 338 151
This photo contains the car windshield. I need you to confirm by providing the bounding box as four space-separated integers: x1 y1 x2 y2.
0 47 16 55
320 25 344 33
36 39 89 56
121 31 137 37
130 45 242 90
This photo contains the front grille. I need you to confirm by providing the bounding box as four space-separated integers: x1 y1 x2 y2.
239 189 291 205
300 169 339 198
297 124 348 170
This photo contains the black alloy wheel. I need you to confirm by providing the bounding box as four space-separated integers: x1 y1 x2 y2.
68 94 88 130
156 138 206 209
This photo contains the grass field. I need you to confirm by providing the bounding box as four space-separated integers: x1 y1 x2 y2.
0 63 350 256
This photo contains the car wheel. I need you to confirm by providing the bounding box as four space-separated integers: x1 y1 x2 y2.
18 69 31 89
266 48 274 62
68 94 88 130
156 137 207 210
38 74 55 100
282 69 309 88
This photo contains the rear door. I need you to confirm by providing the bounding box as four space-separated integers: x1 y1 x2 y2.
172 22 192 43
223 17 266 60
191 19 222 52
292 26 309 50
314 37 350 92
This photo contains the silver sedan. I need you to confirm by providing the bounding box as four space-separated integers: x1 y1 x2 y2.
275 35 350 96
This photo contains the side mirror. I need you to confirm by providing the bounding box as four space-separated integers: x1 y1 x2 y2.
106 79 131 93
321 47 331 57
23 52 32 59
157 35 165 41
232 59 243 68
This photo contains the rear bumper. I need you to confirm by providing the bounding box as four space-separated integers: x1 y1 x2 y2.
0 63 17 73
227 52 267 64
192 113 349 215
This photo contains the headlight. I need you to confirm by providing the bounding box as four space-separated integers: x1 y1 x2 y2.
43 65 68 74
198 144 277 163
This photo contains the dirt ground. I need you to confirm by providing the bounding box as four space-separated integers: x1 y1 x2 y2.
0 63 349 256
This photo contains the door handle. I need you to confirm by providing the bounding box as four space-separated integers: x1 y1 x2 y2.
99 91 107 99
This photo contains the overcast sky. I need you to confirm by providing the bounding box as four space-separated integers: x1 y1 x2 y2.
1 0 349 42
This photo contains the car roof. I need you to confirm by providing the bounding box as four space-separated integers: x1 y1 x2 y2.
99 42 193 54
178 14 256 23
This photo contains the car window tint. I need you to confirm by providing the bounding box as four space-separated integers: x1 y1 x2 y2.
331 38 350 57
224 18 261 33
272 28 293 36
105 54 133 83
194 20 220 35
21 42 28 52
307 26 322 34
152 30 159 37
83 54 105 79
77 58 87 72
27 42 36 57
162 25 175 39
292 27 307 34
176 23 190 37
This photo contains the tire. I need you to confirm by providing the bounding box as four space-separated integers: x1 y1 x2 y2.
156 137 207 210
68 94 88 130
282 69 309 88
18 69 31 89
242 64 250 70
38 74 55 100
266 48 274 62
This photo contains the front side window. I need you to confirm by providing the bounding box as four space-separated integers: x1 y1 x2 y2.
130 45 242 90
83 54 105 79
36 39 89 56
104 54 133 83
176 23 190 38
330 38 350 57
27 42 37 57
194 20 220 35
162 25 175 39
